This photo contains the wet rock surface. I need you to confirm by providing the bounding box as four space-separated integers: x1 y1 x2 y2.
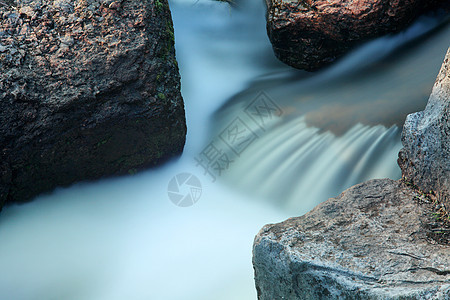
265 0 448 70
0 0 186 208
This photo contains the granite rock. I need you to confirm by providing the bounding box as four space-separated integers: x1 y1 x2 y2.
398 48 450 211
0 0 186 208
264 0 448 71
253 179 450 299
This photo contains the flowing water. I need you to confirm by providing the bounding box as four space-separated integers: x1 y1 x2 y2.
0 1 449 299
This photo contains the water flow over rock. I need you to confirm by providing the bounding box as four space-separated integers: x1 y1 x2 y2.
264 0 448 70
253 48 450 299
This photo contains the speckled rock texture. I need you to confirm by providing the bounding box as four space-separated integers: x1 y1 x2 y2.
253 179 450 299
253 50 450 299
265 0 448 71
0 0 186 209
398 48 450 211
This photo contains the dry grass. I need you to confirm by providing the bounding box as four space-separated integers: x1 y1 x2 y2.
402 177 450 245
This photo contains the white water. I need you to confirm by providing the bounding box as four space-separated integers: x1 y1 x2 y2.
0 1 449 299
224 118 401 212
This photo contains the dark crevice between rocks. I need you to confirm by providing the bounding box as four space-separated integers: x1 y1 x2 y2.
393 279 450 285
292 262 380 283
387 251 425 260
406 267 450 276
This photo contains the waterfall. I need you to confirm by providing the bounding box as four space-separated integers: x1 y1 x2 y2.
224 118 401 213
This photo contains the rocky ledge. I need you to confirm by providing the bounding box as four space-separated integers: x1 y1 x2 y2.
254 179 450 299
253 49 450 299
0 0 186 209
398 47 450 213
265 0 448 71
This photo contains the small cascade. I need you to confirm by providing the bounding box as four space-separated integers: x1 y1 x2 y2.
224 117 401 213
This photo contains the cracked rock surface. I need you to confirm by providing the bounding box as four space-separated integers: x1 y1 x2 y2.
0 0 186 209
253 179 450 299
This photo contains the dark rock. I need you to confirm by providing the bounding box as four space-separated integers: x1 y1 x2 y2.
265 0 448 71
253 179 450 299
399 48 450 210
0 0 186 208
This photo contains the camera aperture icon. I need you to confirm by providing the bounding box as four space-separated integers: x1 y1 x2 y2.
167 173 202 207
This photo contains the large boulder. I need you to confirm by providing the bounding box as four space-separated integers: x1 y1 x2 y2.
265 0 447 71
398 48 450 211
0 0 186 209
254 179 450 299
253 49 450 299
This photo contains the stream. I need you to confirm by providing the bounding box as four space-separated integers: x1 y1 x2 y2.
0 0 449 299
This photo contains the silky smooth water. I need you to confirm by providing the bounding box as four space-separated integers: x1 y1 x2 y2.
0 1 449 299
